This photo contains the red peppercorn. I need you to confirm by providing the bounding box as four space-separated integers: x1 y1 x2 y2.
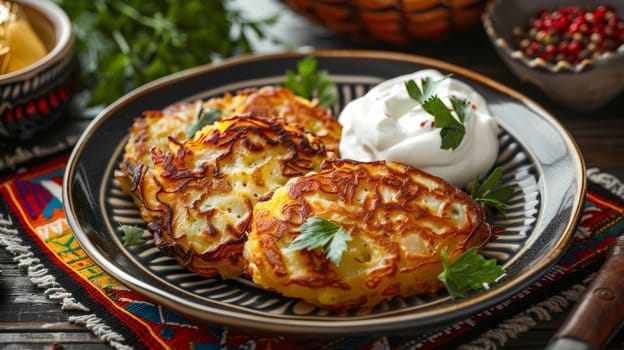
534 19 544 29
558 40 569 53
553 17 569 31
530 41 541 52
568 41 581 53
593 6 608 21
545 44 556 55
568 22 580 34
607 16 619 28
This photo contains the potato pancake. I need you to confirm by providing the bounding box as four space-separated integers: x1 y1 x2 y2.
116 102 196 196
202 86 341 154
244 159 491 310
116 86 341 195
133 116 335 279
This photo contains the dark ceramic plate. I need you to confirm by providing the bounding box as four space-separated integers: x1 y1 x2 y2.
63 51 586 336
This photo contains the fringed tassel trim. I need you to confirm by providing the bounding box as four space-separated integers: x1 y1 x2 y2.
0 213 130 348
68 314 134 350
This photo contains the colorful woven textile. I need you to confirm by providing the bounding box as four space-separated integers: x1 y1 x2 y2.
0 155 623 350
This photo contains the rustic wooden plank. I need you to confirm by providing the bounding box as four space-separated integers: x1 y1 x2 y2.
0 345 110 350
0 321 90 331
0 332 104 342
0 340 110 350
565 119 624 180
0 239 111 349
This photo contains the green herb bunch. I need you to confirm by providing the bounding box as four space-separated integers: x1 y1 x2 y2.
438 247 505 299
470 167 514 216
284 56 336 107
120 225 146 247
52 0 278 106
286 217 351 266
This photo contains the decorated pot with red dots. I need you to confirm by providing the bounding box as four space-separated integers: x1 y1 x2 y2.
0 0 75 141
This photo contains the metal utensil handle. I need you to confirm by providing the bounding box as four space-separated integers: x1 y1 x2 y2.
548 235 624 350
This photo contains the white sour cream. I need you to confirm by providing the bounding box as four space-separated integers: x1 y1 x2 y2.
339 69 499 188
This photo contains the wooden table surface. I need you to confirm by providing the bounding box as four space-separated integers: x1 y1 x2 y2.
1 0 623 349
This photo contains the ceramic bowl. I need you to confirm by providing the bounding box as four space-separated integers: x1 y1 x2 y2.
0 0 75 141
482 0 624 111
281 0 488 44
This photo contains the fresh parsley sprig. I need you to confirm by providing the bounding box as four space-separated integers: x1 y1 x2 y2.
120 225 147 247
285 217 351 266
405 75 471 150
54 0 279 107
422 96 468 150
437 248 505 299
405 76 447 104
470 167 514 216
284 56 336 107
185 103 222 139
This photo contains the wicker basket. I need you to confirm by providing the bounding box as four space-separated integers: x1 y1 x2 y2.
280 0 487 44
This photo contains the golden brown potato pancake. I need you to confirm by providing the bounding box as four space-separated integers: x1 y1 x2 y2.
133 116 335 278
202 86 341 154
116 86 341 195
116 102 196 196
244 159 491 310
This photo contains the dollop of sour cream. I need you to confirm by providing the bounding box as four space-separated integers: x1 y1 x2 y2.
339 69 499 188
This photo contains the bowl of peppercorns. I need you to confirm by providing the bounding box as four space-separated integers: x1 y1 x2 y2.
482 0 624 111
